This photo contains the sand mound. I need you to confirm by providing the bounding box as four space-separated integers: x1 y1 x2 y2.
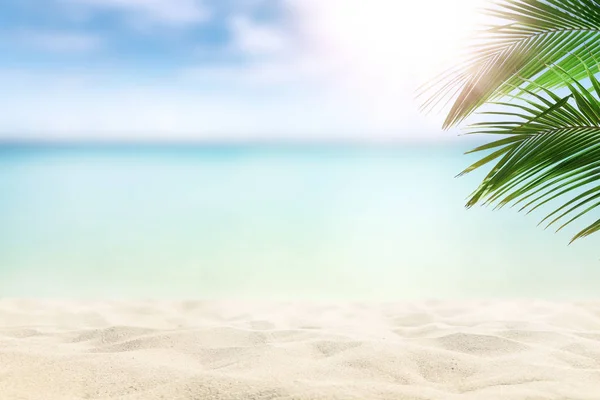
1 300 600 399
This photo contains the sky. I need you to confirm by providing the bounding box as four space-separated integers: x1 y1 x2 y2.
0 0 484 142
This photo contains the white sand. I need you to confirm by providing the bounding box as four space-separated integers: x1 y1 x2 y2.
1 300 600 399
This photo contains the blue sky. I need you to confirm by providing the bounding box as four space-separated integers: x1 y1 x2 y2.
0 0 482 141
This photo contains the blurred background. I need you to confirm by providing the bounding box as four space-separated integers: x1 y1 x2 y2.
0 0 598 300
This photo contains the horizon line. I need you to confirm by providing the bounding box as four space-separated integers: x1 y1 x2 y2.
0 136 484 148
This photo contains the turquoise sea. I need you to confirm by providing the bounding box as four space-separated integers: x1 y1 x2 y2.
1 143 598 300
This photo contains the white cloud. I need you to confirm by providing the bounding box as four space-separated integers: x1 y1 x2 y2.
183 11 329 86
15 30 103 52
228 15 289 56
0 68 460 142
0 0 487 141
181 0 485 136
63 0 210 26
0 71 377 141
180 56 329 87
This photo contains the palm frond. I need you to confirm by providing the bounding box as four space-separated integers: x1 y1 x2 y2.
462 59 600 243
421 0 600 128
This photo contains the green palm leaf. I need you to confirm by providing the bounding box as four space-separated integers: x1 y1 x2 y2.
462 60 600 243
421 0 600 128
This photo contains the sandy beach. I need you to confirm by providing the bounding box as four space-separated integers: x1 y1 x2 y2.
1 299 599 399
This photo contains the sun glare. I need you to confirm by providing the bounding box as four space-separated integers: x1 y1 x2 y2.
300 0 484 84
287 0 486 131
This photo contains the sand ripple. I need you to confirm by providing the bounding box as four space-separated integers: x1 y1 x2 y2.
1 300 600 399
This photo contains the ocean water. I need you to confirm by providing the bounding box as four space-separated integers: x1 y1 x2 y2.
0 144 598 300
